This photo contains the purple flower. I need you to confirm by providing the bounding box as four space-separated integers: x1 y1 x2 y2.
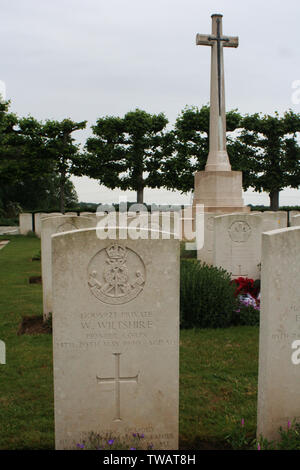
130 447 136 450
241 418 245 427
139 433 144 438
108 439 114 445
132 433 137 437
76 443 85 449
288 420 291 429
257 443 261 451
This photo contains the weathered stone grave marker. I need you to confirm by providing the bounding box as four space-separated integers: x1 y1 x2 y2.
52 229 179 450
41 215 96 320
214 213 262 279
257 227 300 441
291 214 300 227
19 213 33 235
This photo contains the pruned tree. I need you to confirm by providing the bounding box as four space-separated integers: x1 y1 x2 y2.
82 109 173 204
230 110 300 210
163 105 242 193
42 119 86 213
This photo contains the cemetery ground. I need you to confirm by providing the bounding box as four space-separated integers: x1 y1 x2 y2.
0 234 259 450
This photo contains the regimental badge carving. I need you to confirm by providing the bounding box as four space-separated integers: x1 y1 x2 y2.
87 243 146 305
56 222 77 233
228 221 252 243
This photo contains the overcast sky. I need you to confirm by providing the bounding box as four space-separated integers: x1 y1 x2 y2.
2 0 300 206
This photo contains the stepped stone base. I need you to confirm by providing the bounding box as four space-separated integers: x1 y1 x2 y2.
193 170 250 213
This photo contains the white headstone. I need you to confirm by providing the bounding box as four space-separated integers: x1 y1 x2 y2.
257 227 300 441
19 213 33 235
261 211 287 231
214 213 262 279
41 215 96 320
291 214 300 227
289 211 300 225
197 213 217 264
52 229 179 450
35 212 62 238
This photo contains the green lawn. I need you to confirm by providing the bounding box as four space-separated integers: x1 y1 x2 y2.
0 235 258 450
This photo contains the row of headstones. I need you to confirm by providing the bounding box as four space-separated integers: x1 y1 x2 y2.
41 213 300 448
198 211 300 280
41 211 191 321
19 212 95 237
19 210 190 239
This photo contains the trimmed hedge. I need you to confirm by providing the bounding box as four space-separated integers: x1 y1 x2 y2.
0 217 18 226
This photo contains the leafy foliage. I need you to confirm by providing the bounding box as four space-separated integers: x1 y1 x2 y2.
42 118 86 213
163 105 242 193
230 110 300 209
82 109 173 203
0 103 80 214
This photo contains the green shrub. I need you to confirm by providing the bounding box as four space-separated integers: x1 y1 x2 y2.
180 259 238 329
232 304 260 327
0 217 18 226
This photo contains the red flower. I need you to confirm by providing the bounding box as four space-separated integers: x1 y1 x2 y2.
231 277 258 298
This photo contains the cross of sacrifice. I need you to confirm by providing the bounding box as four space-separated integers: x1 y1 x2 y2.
96 353 139 421
196 14 239 171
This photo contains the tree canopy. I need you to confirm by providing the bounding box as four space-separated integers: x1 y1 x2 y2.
1 100 300 215
0 104 80 216
82 109 173 203
162 105 242 193
230 110 300 210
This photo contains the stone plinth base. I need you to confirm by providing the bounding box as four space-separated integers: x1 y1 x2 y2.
193 170 250 213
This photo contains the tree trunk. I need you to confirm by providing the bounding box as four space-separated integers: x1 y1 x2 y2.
269 190 279 211
137 186 144 204
60 171 66 214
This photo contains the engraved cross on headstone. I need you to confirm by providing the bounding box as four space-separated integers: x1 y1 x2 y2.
233 265 248 277
96 353 139 422
196 14 238 171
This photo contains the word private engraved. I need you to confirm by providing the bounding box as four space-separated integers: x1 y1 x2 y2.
88 243 146 305
228 220 252 243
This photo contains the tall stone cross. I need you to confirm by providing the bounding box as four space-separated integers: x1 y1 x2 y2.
196 14 238 172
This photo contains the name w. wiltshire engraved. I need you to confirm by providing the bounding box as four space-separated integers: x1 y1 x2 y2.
88 244 146 305
97 352 139 421
81 320 153 329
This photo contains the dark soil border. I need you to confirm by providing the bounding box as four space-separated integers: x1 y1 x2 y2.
18 315 51 335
